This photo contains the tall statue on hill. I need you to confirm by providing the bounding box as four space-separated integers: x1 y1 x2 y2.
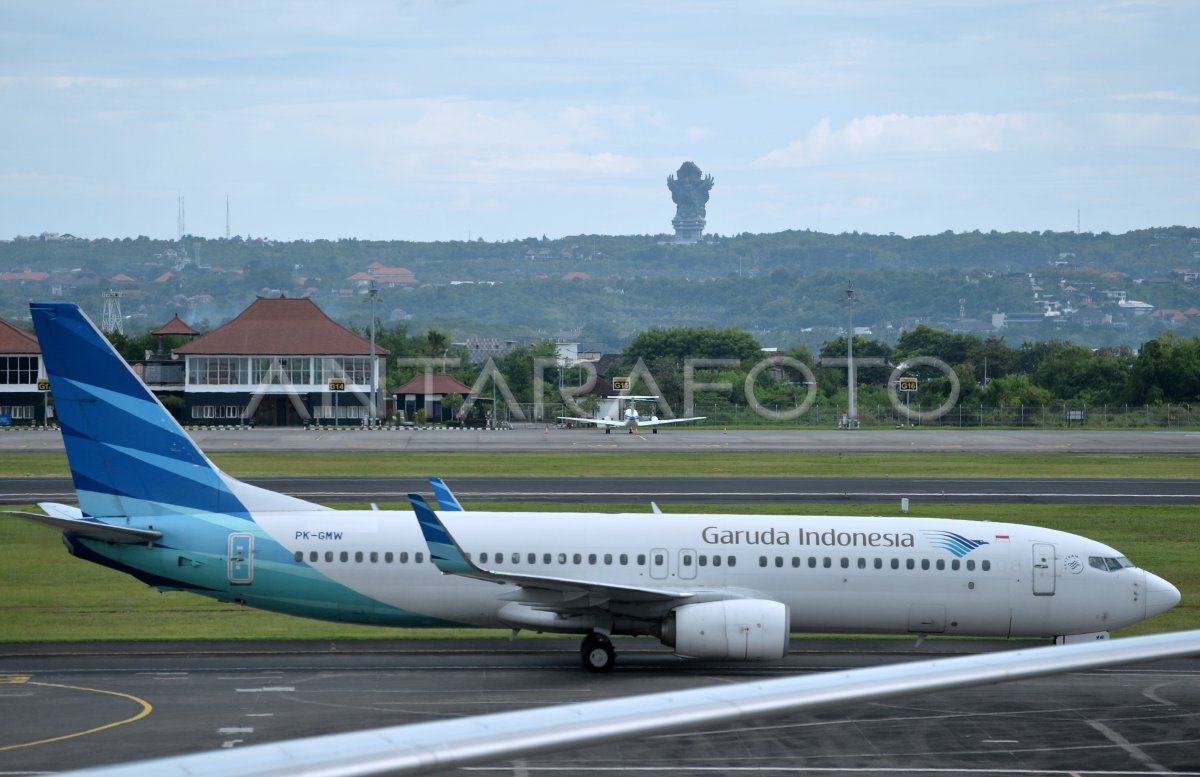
667 161 714 243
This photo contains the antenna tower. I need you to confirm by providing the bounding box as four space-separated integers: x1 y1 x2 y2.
177 196 186 240
959 297 966 319
101 291 124 335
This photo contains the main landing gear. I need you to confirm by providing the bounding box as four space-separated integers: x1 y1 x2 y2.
580 632 616 673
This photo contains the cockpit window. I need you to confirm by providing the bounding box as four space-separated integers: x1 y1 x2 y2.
1089 556 1134 572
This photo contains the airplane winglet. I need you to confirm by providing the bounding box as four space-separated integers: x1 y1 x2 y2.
428 477 464 511
408 493 480 576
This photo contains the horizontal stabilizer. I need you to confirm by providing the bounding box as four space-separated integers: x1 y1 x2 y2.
5 508 162 543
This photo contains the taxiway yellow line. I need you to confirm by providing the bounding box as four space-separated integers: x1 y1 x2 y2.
0 680 152 751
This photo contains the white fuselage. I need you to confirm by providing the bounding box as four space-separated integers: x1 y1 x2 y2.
225 510 1171 639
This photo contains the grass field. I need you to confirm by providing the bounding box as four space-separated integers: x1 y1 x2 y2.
1 500 1195 643
3 450 1200 479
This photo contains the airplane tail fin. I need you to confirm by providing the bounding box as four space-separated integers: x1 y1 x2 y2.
30 302 324 520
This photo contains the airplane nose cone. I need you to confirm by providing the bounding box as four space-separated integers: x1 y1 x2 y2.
1145 572 1181 618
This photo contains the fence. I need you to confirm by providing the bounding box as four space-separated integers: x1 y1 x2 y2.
513 402 1198 429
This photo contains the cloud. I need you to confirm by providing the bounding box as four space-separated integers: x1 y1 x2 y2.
1093 113 1200 149
1108 90 1200 105
753 113 1027 168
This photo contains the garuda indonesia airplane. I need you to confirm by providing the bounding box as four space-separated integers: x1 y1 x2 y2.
10 302 1180 673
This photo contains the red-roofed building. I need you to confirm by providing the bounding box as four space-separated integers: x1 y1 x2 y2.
393 372 476 424
172 297 388 426
1 271 50 283
348 262 418 289
0 317 48 425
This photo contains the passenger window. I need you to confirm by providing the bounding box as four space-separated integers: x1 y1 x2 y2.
840 557 849 569
637 554 646 565
759 556 768 567
543 553 551 564
527 553 536 564
921 559 930 570
573 553 582 564
857 558 866 569
589 553 598 565
558 553 566 564
294 551 303 562
340 551 349 562
792 557 801 568
325 551 334 562
479 552 488 564
699 555 708 567
823 557 832 568
399 551 409 563
511 552 520 564
874 558 882 569
808 557 817 569
951 559 960 571
370 552 378 563
775 556 784 568
712 555 722 567
355 551 364 563
906 559 914 570
982 560 991 571
415 552 424 563
727 556 736 567
683 555 693 567
308 551 318 562
935 559 944 570
604 554 613 565
619 554 628 565
966 559 975 571
654 553 664 565
891 558 899 569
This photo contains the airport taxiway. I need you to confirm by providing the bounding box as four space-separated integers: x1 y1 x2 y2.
2 639 1198 775
3 474 1200 505
2 426 1200 454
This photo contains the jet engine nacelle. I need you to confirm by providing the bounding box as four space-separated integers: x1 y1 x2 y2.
661 599 790 660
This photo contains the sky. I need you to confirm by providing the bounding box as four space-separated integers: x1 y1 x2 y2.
1 0 1197 242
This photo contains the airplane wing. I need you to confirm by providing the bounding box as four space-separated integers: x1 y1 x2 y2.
636 416 706 427
409 494 692 605
56 629 1200 777
556 416 627 428
4 503 162 544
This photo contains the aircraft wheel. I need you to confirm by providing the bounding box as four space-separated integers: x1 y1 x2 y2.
652 428 658 434
605 428 610 434
581 633 616 673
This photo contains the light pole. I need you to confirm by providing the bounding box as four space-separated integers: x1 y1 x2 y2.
367 280 379 427
844 281 858 430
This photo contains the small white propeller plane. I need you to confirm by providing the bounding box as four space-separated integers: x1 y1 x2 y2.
559 395 706 434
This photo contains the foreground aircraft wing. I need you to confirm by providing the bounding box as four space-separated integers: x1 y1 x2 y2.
409 494 692 604
59 629 1200 777
5 503 162 544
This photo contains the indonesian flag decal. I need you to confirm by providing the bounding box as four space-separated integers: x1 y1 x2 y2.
994 533 1011 541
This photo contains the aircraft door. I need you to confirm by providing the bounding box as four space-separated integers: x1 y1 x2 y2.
228 532 254 585
649 548 669 580
678 549 697 580
1032 543 1055 596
